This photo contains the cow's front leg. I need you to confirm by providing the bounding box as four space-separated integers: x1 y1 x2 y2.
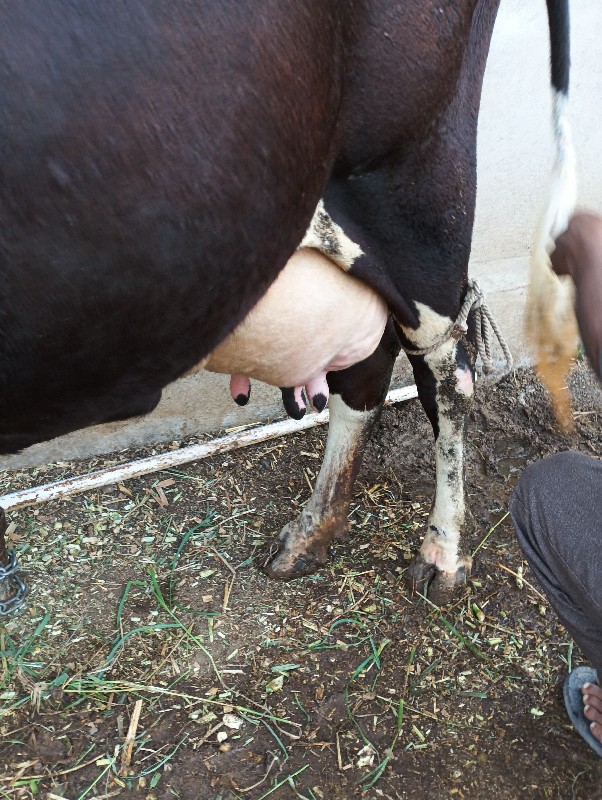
264 319 399 579
404 320 476 604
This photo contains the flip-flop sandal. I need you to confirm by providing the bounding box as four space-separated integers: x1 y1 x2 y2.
563 666 602 757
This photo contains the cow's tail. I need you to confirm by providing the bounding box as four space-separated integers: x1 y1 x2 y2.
526 0 578 431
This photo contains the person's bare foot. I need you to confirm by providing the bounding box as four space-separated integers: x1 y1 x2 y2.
582 681 602 747
564 666 602 756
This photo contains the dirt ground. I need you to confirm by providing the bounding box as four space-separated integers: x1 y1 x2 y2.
1 365 602 800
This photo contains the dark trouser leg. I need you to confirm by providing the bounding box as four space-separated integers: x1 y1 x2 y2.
511 451 602 674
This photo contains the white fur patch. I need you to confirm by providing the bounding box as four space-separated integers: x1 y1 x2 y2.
304 394 378 512
400 302 454 353
455 366 474 397
301 200 364 272
418 394 466 572
529 90 577 314
412 327 472 574
325 394 376 453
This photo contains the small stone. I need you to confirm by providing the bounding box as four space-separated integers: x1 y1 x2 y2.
223 713 243 730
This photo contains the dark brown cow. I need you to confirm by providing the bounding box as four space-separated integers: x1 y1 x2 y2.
0 1 574 610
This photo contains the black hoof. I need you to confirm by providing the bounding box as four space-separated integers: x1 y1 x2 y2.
427 566 469 606
263 542 328 580
407 556 469 605
407 555 437 596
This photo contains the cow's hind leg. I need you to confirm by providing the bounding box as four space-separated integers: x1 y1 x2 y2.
404 318 476 605
264 318 399 579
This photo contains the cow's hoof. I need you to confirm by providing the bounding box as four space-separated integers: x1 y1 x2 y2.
263 540 329 580
407 555 471 605
407 554 436 596
262 512 346 580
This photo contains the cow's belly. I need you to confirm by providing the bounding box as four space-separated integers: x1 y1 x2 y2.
204 248 388 387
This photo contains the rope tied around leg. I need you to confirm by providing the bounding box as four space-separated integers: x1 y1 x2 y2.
403 279 514 375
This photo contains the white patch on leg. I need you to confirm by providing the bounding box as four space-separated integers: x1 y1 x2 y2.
301 200 364 272
268 393 379 577
419 402 466 573
400 302 454 353
306 394 377 514
455 366 474 397
318 394 377 477
404 306 473 574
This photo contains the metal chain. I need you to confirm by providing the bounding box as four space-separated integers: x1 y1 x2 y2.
0 550 27 615
403 279 514 375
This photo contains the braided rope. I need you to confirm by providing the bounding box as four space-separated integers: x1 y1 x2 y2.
403 279 514 375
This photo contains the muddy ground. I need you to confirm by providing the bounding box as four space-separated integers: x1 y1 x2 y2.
1 365 602 800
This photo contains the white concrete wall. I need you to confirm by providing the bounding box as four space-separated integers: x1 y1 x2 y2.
3 0 602 470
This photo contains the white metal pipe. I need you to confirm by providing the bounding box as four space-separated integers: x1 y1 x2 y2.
0 385 418 511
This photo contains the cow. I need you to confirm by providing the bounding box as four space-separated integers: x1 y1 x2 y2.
0 1 575 611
